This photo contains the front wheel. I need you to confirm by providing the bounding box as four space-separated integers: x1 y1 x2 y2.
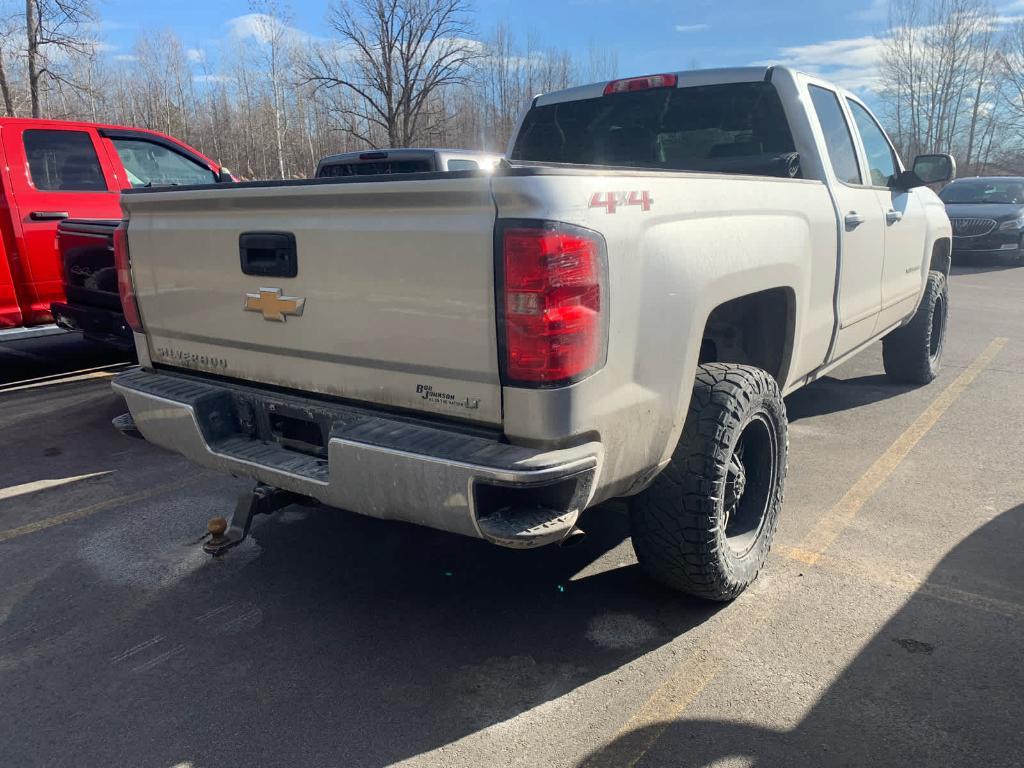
629 363 787 601
882 269 948 385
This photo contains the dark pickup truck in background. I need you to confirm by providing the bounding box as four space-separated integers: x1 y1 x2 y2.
50 219 132 351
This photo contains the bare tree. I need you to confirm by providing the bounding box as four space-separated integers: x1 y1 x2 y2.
302 0 480 147
879 0 1008 173
252 0 292 177
1000 21 1024 131
0 17 19 116
24 0 96 117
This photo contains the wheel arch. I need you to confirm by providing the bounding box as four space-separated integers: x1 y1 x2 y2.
697 286 798 388
930 237 952 277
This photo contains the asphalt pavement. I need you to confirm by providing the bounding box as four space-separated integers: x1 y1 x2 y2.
1 256 1021 768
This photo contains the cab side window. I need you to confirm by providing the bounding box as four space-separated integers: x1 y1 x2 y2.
110 138 215 188
847 100 898 187
808 86 861 185
23 130 107 192
447 159 479 171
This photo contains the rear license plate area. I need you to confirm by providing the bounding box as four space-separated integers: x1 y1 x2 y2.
267 409 327 458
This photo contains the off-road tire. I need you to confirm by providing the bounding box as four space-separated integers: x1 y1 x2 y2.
629 363 787 601
882 270 948 385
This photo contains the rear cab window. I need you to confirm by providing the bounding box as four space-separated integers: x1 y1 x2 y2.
510 81 798 177
447 159 479 171
23 129 108 191
110 137 215 188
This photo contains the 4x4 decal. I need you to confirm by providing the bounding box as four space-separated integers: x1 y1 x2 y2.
588 190 653 213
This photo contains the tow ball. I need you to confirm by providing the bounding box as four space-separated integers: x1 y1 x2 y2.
203 483 308 557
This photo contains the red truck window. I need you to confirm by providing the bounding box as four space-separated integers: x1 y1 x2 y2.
109 138 215 188
23 129 107 191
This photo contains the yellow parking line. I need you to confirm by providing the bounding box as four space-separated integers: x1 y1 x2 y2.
0 475 206 543
582 337 1007 768
776 546 1024 621
797 337 1007 563
0 471 113 502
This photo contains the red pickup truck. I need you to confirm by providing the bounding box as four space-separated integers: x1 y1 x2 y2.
0 117 230 339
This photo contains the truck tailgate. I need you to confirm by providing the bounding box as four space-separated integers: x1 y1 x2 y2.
122 176 502 424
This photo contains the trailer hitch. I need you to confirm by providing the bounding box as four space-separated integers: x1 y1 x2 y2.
204 483 307 557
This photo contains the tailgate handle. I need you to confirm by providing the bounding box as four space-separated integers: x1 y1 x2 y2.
239 232 297 278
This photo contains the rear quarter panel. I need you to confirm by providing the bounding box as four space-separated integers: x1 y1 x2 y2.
493 169 837 500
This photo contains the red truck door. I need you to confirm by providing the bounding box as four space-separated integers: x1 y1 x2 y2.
1 124 121 326
0 227 20 328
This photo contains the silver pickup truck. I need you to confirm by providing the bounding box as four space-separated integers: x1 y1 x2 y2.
112 66 954 601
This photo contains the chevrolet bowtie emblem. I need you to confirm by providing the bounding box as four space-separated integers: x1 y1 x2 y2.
243 287 306 322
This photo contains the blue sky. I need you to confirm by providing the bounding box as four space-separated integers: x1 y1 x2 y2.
95 0 1024 96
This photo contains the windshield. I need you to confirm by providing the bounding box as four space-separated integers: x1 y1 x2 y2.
511 81 798 177
939 179 1024 204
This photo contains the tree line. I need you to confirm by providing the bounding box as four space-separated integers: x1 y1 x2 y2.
0 0 1021 179
880 0 1024 175
0 0 617 178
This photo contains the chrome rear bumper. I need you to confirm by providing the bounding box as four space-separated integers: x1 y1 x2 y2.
112 369 601 548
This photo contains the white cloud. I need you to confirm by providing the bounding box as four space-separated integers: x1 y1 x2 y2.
194 74 234 84
112 54 138 62
87 41 117 54
675 24 709 33
186 48 205 64
849 0 888 22
226 13 318 46
754 35 886 92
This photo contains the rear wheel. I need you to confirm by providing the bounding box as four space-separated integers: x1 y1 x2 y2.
882 270 948 385
629 363 787 601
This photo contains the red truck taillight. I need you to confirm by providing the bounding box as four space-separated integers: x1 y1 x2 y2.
113 224 143 333
499 222 607 386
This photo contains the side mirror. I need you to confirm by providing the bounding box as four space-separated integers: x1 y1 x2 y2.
217 167 235 183
901 153 956 188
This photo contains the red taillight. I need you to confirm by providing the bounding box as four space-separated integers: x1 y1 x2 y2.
500 223 606 386
603 73 678 95
113 224 143 333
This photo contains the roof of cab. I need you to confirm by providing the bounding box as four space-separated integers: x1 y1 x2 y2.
533 66 778 107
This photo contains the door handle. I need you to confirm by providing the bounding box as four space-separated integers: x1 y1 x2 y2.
844 212 866 230
886 209 904 224
29 211 69 221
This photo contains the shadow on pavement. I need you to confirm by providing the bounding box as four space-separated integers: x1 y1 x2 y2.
579 503 1024 767
0 333 133 385
786 373 915 422
1 493 724 768
951 255 1022 274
